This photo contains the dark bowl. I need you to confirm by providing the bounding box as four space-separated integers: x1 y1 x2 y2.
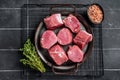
34 12 94 74
87 3 104 24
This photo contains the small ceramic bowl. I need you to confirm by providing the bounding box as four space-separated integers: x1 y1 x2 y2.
87 3 104 24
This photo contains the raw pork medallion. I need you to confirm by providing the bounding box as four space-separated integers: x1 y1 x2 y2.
40 30 57 49
63 14 80 33
57 28 72 45
44 13 63 29
48 44 68 65
67 45 84 62
73 30 92 49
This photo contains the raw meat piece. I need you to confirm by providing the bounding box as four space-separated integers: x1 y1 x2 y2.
48 44 68 65
44 13 63 29
67 45 84 62
57 28 72 45
63 14 80 33
73 30 92 49
40 30 57 49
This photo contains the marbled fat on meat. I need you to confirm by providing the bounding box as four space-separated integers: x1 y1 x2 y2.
63 14 80 33
48 44 68 65
44 13 63 29
73 30 92 49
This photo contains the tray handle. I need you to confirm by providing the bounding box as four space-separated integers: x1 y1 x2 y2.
52 63 79 75
49 4 76 15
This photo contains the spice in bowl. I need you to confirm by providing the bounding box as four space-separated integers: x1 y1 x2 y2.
87 4 104 24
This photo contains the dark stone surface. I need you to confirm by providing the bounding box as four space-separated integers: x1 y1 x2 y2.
0 30 21 49
29 0 96 4
103 50 120 69
27 73 94 80
0 71 26 80
102 29 120 48
96 0 120 9
0 51 24 70
0 0 120 80
0 0 27 8
103 10 120 28
94 71 120 80
28 0 120 9
0 9 21 28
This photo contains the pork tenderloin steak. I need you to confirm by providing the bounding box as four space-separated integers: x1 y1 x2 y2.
63 14 80 33
73 30 92 49
67 45 84 62
40 30 57 49
57 28 72 45
44 13 63 29
48 44 68 65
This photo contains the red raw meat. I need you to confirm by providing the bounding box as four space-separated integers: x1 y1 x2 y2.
44 13 63 29
57 28 72 45
73 30 92 49
48 44 68 65
67 45 84 62
63 14 80 33
40 30 57 49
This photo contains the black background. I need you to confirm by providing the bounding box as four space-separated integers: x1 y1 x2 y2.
0 0 120 80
